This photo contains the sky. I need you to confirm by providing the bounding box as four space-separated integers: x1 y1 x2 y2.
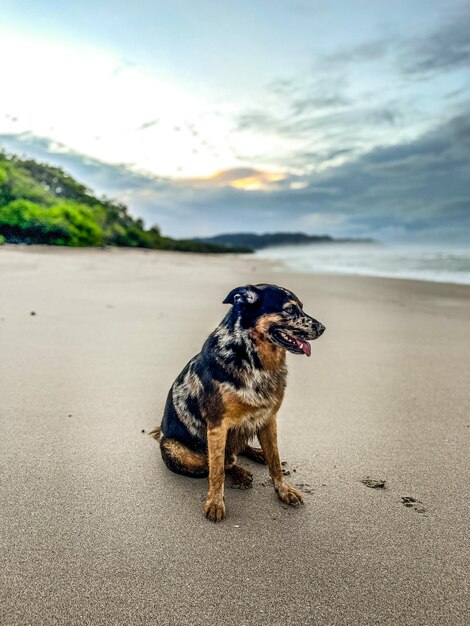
0 0 469 242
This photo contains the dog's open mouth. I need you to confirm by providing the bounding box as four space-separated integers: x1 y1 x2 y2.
271 329 312 357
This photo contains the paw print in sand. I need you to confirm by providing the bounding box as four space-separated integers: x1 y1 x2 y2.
401 496 426 514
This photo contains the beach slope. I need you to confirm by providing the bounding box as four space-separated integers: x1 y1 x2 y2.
0 246 469 626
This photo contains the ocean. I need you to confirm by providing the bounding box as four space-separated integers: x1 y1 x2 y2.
255 243 470 286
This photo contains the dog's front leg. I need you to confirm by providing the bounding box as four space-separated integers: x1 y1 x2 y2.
204 424 228 522
258 416 303 507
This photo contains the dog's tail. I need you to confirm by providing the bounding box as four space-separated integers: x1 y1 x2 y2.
148 426 162 442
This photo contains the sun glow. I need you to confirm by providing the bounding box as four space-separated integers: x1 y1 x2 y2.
228 172 286 190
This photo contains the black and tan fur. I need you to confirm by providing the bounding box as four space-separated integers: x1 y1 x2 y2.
150 283 325 522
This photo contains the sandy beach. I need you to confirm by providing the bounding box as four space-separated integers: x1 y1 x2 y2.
1 245 469 626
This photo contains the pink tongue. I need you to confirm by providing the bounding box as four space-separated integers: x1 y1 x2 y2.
296 338 311 357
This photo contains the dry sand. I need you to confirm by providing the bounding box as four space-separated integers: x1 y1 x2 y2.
1 245 469 626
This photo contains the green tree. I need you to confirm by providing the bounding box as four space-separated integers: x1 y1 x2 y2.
0 199 103 246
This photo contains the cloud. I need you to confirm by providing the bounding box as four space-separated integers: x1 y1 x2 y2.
231 8 469 182
401 10 470 76
237 106 401 136
235 104 404 163
291 94 351 114
266 74 352 115
322 38 393 65
237 111 276 133
178 114 469 241
0 131 169 198
1 113 469 243
308 10 470 79
238 59 411 174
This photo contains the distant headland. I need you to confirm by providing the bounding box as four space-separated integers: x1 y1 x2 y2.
192 232 376 251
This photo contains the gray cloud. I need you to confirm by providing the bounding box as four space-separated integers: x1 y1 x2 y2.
236 104 403 146
291 93 351 115
267 73 351 111
234 9 469 181
263 7 470 134
310 10 470 78
402 11 470 76
322 38 393 65
168 114 470 241
1 113 469 243
237 111 275 133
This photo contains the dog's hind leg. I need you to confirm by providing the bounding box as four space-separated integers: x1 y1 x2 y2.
159 436 208 478
224 451 253 488
239 444 266 464
224 434 254 489
229 464 253 489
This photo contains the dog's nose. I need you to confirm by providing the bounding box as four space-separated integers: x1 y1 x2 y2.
316 323 326 336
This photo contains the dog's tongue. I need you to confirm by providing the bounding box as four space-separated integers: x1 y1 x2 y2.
296 338 311 357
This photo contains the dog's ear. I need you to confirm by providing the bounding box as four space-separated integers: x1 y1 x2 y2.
223 285 259 306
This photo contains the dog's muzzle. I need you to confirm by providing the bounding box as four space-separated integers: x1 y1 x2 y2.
270 317 325 357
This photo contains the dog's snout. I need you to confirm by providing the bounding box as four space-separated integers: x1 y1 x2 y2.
304 316 326 339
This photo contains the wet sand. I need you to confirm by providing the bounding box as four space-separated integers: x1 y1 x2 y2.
1 245 469 625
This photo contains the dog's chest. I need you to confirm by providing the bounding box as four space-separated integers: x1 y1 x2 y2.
237 367 285 405
231 403 274 437
220 366 287 434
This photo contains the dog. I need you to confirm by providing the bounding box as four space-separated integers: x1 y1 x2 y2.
149 283 325 521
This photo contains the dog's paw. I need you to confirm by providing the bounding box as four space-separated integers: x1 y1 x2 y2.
204 497 226 522
230 465 253 489
243 445 266 464
276 482 304 507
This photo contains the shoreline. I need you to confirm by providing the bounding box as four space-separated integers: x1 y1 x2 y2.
3 242 470 290
254 244 470 287
261 258 470 287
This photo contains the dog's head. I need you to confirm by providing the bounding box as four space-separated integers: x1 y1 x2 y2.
223 283 325 357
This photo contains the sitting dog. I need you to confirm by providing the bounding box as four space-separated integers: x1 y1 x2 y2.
150 283 325 521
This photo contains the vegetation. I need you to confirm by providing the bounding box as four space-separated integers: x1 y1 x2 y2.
0 152 250 253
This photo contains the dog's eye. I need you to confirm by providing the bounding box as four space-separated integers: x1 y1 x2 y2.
284 305 296 314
